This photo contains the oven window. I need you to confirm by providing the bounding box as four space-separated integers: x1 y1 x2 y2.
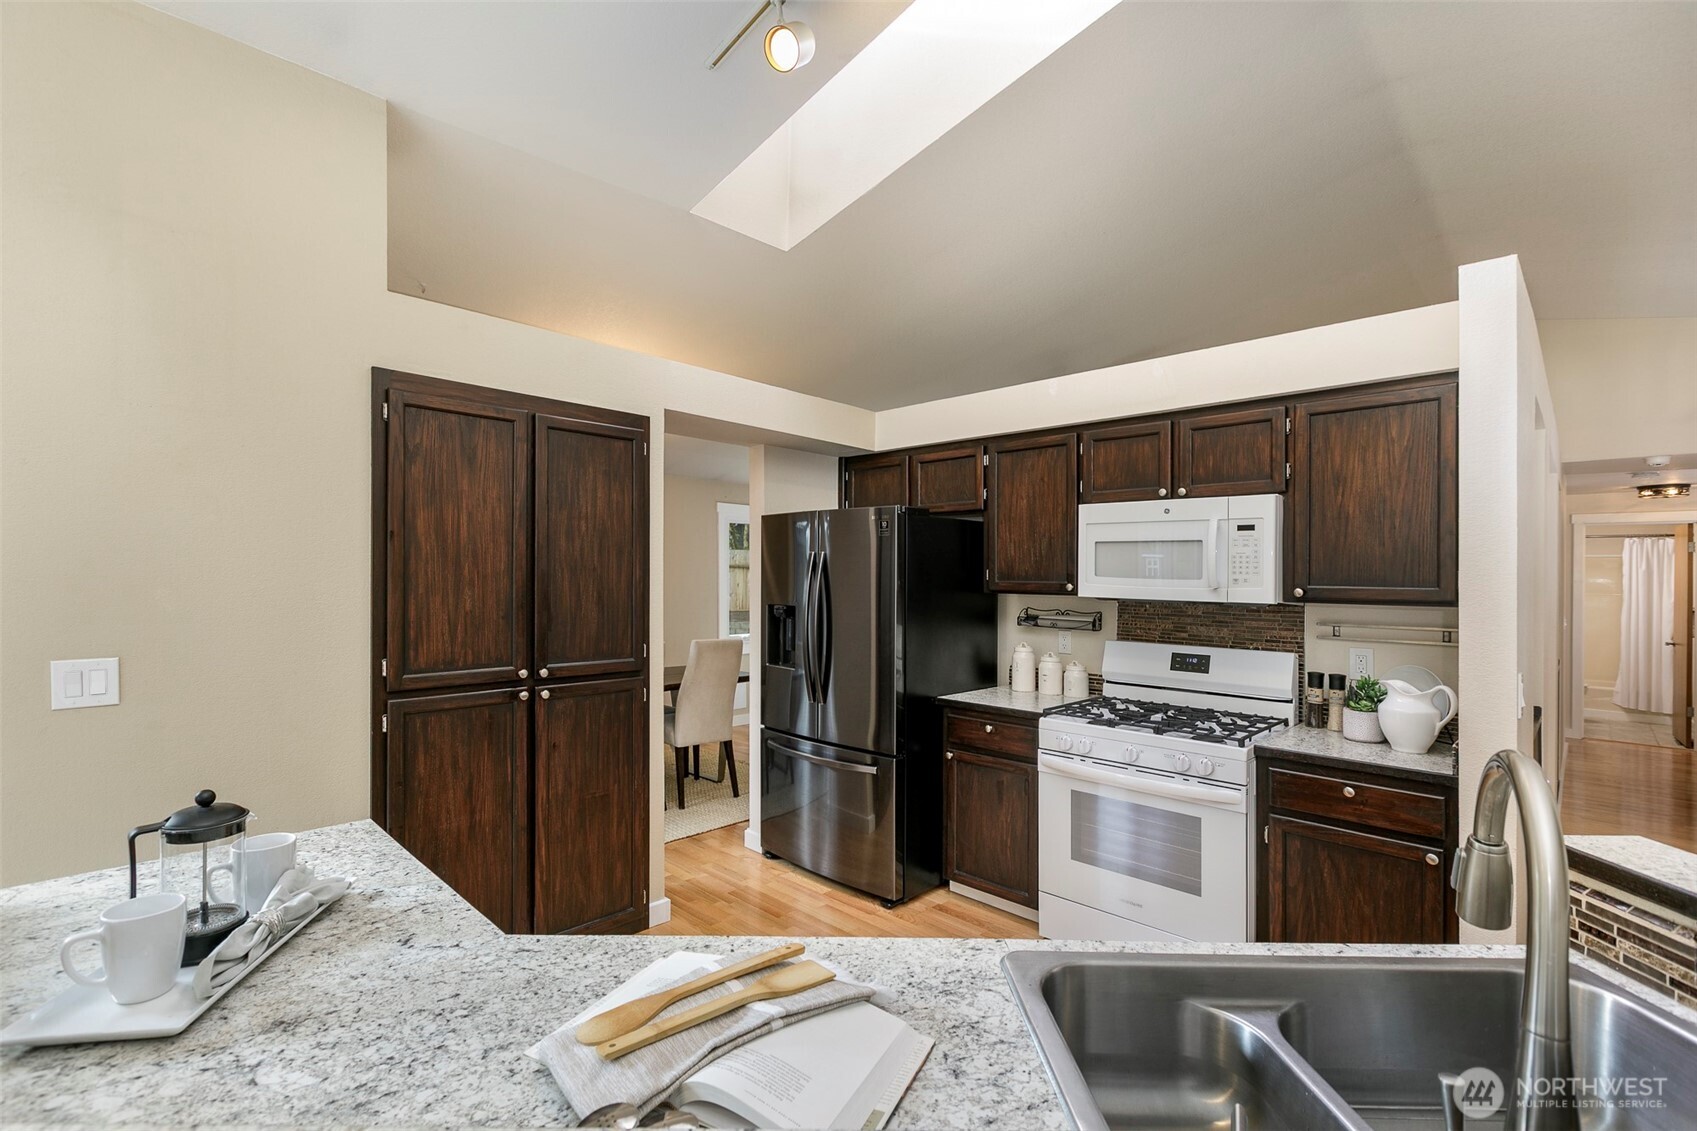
1070 790 1203 895
1093 537 1205 582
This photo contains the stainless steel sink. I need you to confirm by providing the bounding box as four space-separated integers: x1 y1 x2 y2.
1003 952 1697 1131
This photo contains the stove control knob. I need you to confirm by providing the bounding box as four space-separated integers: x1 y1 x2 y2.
1195 756 1215 777
1075 738 1093 755
1054 733 1074 751
1172 753 1191 773
1124 746 1139 763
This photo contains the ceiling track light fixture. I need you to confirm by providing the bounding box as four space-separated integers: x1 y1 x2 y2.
706 0 814 73
1636 483 1691 499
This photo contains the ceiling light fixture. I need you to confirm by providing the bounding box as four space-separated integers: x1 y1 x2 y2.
1636 483 1691 499
706 0 813 74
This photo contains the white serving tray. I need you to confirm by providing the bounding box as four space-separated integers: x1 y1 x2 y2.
0 903 327 1048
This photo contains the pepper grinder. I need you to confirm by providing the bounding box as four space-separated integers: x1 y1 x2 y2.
1326 673 1347 731
1304 671 1327 728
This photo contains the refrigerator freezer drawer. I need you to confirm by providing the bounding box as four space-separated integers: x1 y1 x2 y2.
760 730 902 902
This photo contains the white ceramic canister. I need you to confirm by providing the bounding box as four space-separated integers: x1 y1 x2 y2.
1062 660 1089 698
1011 642 1037 692
1038 651 1063 695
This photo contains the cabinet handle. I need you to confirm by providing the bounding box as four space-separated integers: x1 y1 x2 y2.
1425 853 1440 866
518 690 530 701
540 667 549 677
540 689 551 700
518 669 528 679
984 724 995 734
1064 582 1074 591
1176 487 1188 496
1343 786 1356 798
1293 587 1305 598
1157 487 1168 497
946 751 955 760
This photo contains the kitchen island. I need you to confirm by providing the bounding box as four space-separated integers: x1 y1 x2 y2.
5 821 1692 1128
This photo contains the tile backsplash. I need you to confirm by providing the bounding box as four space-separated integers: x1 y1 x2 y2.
1115 600 1306 654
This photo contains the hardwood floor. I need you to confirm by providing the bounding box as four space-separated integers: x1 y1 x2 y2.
648 821 1038 938
1561 738 1697 853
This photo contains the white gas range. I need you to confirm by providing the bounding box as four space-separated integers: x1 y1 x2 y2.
1037 641 1298 943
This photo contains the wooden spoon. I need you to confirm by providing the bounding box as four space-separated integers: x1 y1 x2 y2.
574 943 805 1045
595 960 836 1060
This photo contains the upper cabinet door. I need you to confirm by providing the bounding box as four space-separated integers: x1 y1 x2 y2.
1080 420 1172 503
985 433 1079 594
909 445 985 512
532 675 648 934
386 687 530 933
842 453 908 509
1288 381 1458 605
1176 406 1287 497
386 391 531 692
534 414 648 679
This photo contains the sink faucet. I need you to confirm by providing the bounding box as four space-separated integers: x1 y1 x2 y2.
1452 748 1578 1131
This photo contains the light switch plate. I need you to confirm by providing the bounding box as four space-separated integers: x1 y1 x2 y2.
50 658 120 710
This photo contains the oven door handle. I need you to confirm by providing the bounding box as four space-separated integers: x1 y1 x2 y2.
1039 753 1246 810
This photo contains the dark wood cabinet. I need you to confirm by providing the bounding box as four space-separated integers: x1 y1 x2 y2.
385 390 531 693
842 453 907 509
1175 405 1287 498
1256 757 1457 944
533 676 648 934
385 688 530 933
373 369 649 936
1288 380 1457 603
943 709 1038 908
1080 420 1171 503
909 445 985 512
985 432 1078 593
534 414 647 678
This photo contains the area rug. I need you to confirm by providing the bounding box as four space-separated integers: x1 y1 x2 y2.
662 747 752 842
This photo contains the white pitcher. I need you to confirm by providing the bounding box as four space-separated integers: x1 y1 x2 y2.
1378 678 1457 755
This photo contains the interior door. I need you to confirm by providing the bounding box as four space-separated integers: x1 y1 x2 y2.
534 413 647 679
815 508 898 755
385 390 531 691
532 676 648 934
386 688 530 932
1676 523 1695 748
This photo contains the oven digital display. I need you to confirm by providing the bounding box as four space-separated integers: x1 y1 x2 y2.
1169 652 1211 674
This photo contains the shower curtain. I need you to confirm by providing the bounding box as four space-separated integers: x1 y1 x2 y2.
1614 536 1675 714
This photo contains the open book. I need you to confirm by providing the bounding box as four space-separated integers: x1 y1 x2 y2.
535 952 931 1131
671 1000 932 1130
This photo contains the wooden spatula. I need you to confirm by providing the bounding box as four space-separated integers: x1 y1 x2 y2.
595 960 836 1060
574 943 805 1045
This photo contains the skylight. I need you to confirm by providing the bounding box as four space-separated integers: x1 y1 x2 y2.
691 0 1120 250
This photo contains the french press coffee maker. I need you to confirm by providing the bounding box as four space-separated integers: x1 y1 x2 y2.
128 790 252 965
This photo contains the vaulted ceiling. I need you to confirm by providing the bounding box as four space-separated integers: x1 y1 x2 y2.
153 2 1697 410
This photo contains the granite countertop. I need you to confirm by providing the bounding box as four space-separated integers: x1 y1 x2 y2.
1255 724 1458 785
937 685 1092 718
1567 835 1697 920
6 821 1694 1128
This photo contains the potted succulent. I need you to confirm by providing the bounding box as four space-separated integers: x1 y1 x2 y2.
1343 675 1388 743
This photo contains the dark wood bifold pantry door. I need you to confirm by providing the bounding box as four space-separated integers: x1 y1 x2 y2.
373 369 649 937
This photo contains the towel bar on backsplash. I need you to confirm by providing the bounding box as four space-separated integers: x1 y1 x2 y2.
1314 622 1459 647
1017 607 1104 632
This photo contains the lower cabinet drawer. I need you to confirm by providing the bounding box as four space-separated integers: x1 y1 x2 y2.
1266 766 1446 840
945 711 1036 762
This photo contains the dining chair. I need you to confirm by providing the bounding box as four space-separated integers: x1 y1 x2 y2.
664 637 744 810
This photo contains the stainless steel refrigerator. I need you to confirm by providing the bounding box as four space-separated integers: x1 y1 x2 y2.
760 507 996 905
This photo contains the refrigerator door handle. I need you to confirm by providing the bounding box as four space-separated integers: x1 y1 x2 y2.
815 551 832 705
768 738 879 775
802 550 822 704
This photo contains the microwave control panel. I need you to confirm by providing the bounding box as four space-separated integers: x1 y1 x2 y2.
1227 523 1264 587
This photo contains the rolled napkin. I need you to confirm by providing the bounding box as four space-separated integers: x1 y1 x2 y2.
536 957 875 1122
192 865 350 999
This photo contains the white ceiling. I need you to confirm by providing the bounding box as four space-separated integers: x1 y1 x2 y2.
152 2 1697 411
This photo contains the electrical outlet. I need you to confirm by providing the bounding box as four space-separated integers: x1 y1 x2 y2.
1057 631 1073 655
1348 648 1373 679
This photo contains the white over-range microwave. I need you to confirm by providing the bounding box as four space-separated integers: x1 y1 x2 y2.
1077 494 1283 604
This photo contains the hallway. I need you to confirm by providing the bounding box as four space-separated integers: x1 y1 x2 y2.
1562 737 1697 853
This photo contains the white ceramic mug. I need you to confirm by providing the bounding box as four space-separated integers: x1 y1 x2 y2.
59 892 186 1005
229 832 297 913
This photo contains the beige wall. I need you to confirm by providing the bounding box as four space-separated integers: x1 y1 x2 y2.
1540 318 1697 464
1581 539 1626 689
663 476 749 668
0 2 872 887
1302 605 1460 691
